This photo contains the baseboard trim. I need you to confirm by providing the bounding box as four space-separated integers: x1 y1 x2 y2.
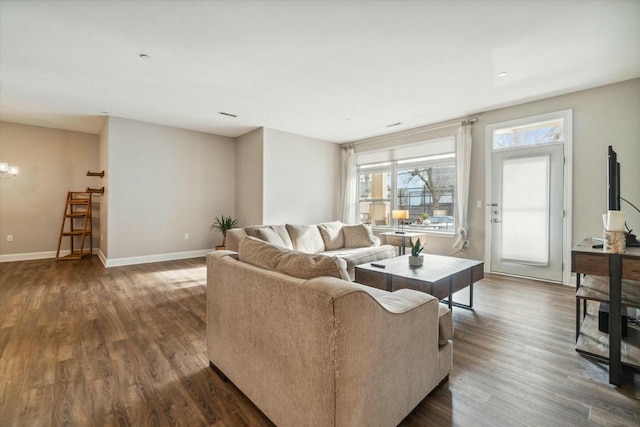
0 248 211 266
98 249 107 267
103 249 212 268
0 248 100 263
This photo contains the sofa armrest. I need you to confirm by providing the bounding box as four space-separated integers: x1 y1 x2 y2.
207 250 239 262
330 284 443 427
225 228 247 252
373 288 436 313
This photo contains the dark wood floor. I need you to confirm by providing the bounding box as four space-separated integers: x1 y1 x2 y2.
1 256 638 426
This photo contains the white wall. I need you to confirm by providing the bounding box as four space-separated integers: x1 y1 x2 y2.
235 128 264 227
0 122 99 259
234 127 340 227
106 117 235 262
350 78 640 261
263 128 339 224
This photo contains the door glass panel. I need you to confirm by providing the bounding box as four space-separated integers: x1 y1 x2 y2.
500 156 550 265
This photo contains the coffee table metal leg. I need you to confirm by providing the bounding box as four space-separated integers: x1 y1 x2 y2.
386 275 392 292
441 283 474 310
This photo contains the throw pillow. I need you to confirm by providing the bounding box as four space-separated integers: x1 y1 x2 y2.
285 224 326 253
238 236 290 271
317 221 344 250
253 226 286 247
342 224 376 248
276 252 351 281
271 225 294 249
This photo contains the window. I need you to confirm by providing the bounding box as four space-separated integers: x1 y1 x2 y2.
357 138 456 234
359 169 391 226
492 118 563 150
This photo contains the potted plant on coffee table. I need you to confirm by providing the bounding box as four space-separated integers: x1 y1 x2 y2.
409 238 424 266
210 214 238 250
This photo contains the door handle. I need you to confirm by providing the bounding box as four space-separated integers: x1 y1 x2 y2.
493 219 501 223
486 203 498 207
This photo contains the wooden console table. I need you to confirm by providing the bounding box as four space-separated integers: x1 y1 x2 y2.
571 238 640 386
380 231 427 256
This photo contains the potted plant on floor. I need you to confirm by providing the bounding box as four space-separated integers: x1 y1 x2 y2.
210 214 238 250
409 238 424 266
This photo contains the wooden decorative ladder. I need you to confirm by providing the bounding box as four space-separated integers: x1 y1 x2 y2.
56 191 93 260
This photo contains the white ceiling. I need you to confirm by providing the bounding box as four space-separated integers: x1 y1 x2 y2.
1 1 639 143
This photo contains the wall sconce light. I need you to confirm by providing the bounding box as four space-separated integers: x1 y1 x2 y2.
0 162 19 178
392 210 409 234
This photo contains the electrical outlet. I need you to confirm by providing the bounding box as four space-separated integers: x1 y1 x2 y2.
476 200 482 208
184 233 189 240
7 235 13 242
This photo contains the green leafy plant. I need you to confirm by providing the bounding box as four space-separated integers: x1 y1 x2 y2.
409 238 424 257
422 213 430 220
210 214 238 247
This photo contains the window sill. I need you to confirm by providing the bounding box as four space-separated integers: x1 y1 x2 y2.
371 226 455 238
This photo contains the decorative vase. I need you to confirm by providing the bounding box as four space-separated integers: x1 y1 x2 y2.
408 255 424 266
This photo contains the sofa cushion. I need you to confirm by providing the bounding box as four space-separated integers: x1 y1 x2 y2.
324 245 396 280
286 224 326 253
238 236 290 271
238 236 350 281
318 221 344 250
276 252 351 282
254 226 286 247
245 225 293 250
438 304 454 345
342 224 376 248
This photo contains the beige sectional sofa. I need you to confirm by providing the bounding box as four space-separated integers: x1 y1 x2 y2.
225 222 396 280
206 236 454 427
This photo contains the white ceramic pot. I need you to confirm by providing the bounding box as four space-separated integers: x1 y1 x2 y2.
408 255 424 266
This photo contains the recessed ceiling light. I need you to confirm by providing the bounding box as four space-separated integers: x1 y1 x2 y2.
139 53 150 59
498 72 507 77
387 122 402 128
218 111 238 118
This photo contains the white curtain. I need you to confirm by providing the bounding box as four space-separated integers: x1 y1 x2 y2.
453 124 472 249
339 146 358 224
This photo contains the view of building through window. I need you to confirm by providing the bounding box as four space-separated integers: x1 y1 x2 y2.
358 151 455 233
358 171 391 226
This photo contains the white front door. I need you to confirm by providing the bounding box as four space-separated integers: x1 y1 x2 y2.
489 144 564 282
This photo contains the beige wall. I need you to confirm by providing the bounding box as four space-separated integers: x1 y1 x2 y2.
235 128 264 227
0 122 99 258
468 78 640 260
351 78 640 261
3 79 637 264
263 128 339 224
106 117 235 260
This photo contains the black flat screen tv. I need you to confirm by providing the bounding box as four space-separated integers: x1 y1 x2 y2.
608 145 640 247
608 145 621 211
